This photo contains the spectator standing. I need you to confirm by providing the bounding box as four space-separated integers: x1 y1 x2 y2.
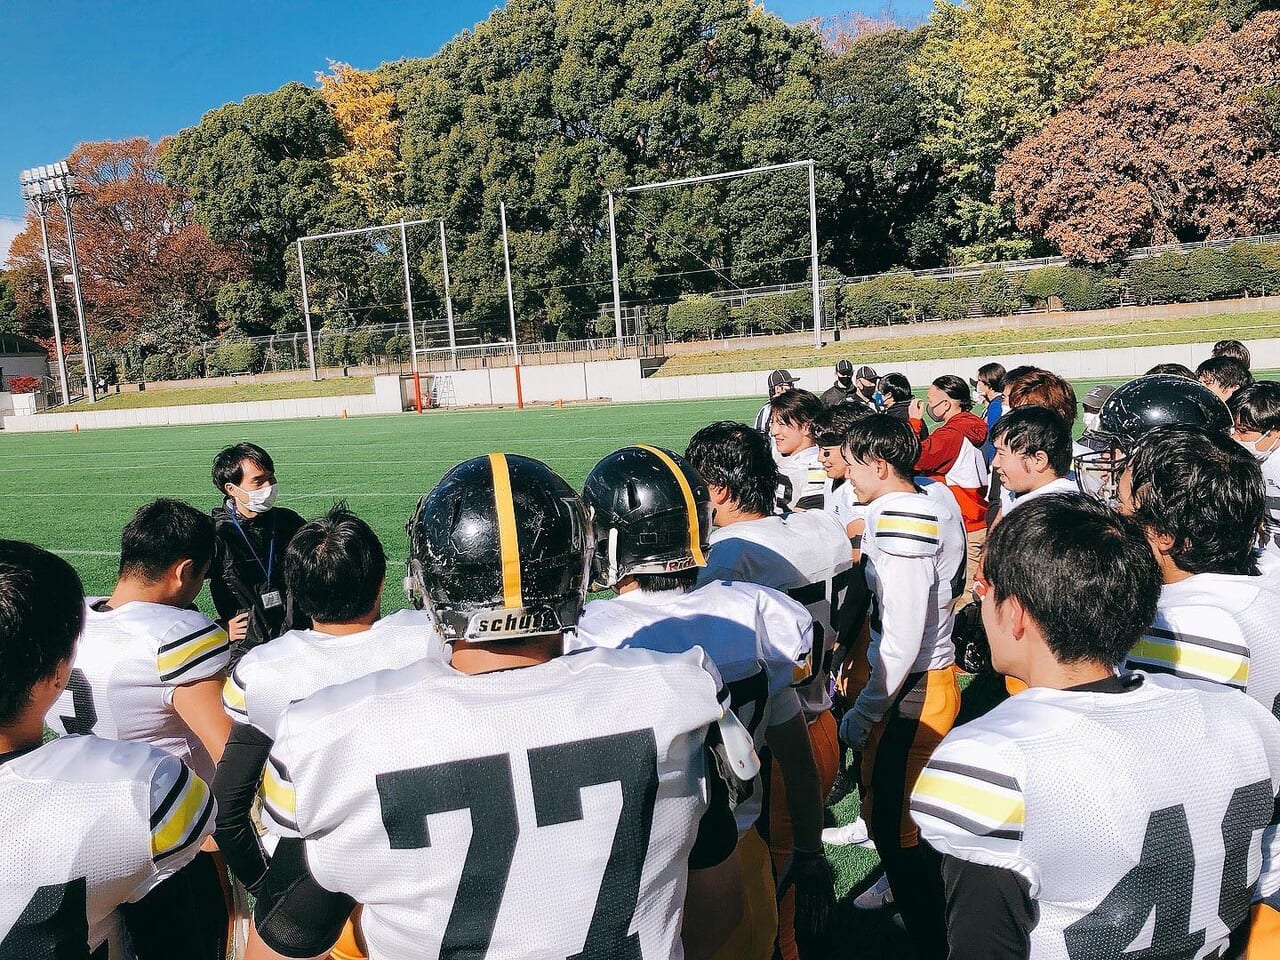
852 365 880 409
821 359 859 407
209 443 308 664
754 369 799 434
970 362 1006 465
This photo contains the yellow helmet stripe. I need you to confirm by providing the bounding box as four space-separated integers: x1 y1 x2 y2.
489 453 524 607
636 444 707 567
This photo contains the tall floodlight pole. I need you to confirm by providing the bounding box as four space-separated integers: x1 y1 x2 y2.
296 240 318 381
57 184 95 402
398 220 419 374
439 218 457 367
607 192 623 348
807 160 822 349
499 201 524 409
19 174 71 405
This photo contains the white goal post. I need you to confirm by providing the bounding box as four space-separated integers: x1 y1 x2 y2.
606 159 823 349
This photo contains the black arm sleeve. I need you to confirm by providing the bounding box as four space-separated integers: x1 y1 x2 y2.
254 838 356 959
941 854 1037 960
120 851 229 960
689 742 740 870
212 721 275 894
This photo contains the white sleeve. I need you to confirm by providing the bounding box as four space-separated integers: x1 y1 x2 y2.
852 551 931 726
754 588 813 698
156 616 230 688
126 753 216 901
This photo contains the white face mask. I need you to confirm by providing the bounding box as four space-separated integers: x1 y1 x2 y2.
236 482 278 513
1238 432 1275 463
1083 411 1101 433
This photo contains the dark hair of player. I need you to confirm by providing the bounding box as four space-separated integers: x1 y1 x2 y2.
842 414 921 480
1145 363 1196 379
877 372 913 404
212 442 275 493
119 499 217 583
977 362 1007 393
931 375 974 411
284 504 387 623
686 420 779 518
634 569 700 593
1006 368 1077 431
983 495 1160 668
1213 339 1252 368
813 403 870 448
1231 381 1280 433
769 388 824 427
1196 356 1253 393
0 540 86 725
990 406 1073 476
1125 425 1264 577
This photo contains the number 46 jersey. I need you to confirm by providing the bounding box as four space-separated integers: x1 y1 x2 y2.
261 645 728 960
911 673 1280 960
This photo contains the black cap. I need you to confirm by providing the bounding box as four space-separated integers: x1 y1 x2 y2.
854 365 879 383
835 359 854 379
1081 384 1116 412
768 369 800 389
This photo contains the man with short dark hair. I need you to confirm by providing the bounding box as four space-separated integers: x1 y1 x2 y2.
210 442 308 662
913 495 1280 960
1214 338 1252 368
821 359 858 407
0 540 222 959
972 362 1006 465
770 389 828 511
1198 355 1253 403
214 505 443 900
853 365 880 408
989 406 1076 523
1232 380 1280 561
1118 425 1280 720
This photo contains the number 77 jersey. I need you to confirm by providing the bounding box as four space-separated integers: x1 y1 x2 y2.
260 645 727 960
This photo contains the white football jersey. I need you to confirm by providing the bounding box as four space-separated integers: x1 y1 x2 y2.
0 735 214 957
46 599 231 784
1262 453 1280 562
775 445 827 512
997 477 1079 517
261 646 726 960
572 582 813 835
1126 572 1280 721
223 608 446 739
912 673 1280 959
823 478 866 532
850 490 964 726
699 511 853 715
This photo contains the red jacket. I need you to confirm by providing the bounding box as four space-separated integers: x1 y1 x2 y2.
916 411 990 530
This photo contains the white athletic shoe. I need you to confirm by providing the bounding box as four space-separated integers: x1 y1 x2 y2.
821 816 873 847
853 872 895 911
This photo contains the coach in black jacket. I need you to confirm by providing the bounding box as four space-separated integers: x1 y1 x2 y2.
209 442 308 664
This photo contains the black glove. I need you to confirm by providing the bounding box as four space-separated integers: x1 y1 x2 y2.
777 849 837 948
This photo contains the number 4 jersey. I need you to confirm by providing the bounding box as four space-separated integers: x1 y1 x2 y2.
911 672 1280 959
260 645 729 960
0 735 214 958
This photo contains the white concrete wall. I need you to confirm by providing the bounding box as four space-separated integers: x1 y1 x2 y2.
428 359 643 408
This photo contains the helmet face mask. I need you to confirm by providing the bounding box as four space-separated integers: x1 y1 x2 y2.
1073 443 1126 505
407 454 592 644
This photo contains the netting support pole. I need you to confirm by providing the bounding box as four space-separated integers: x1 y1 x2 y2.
296 239 318 381
413 371 423 414
608 191 623 351
400 220 419 374
807 159 822 349
500 201 524 410
439 219 457 370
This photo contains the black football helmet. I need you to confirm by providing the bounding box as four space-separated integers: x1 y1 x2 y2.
581 445 712 589
406 454 592 642
1075 374 1231 502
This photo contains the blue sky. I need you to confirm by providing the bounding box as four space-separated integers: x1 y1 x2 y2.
0 0 933 261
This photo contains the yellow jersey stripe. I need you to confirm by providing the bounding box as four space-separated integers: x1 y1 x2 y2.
489 453 523 608
262 761 297 818
876 517 940 538
1129 637 1250 687
636 444 706 567
912 770 1026 829
222 675 247 713
152 774 211 859
156 628 229 674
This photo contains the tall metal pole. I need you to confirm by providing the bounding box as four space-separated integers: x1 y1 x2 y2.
608 192 623 348
399 220 419 374
34 204 70 405
439 218 457 367
296 239 318 381
500 201 524 409
807 160 822 349
58 191 96 403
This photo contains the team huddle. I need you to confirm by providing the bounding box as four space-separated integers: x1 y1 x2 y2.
3 339 1280 960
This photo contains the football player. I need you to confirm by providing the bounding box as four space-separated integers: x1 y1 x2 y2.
1117 425 1280 720
988 406 1077 525
0 540 218 959
813 403 871 535
770 389 828 511
571 445 831 960
837 414 965 955
244 454 746 960
1197 354 1253 403
686 421 852 960
1230 380 1280 561
215 505 444 899
912 495 1280 959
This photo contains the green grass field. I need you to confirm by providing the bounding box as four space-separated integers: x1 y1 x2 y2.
1 394 910 955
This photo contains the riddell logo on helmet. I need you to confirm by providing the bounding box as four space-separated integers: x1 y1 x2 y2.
465 607 561 641
665 557 697 572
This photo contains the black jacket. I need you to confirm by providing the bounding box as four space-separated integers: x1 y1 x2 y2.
209 503 308 663
820 383 860 407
